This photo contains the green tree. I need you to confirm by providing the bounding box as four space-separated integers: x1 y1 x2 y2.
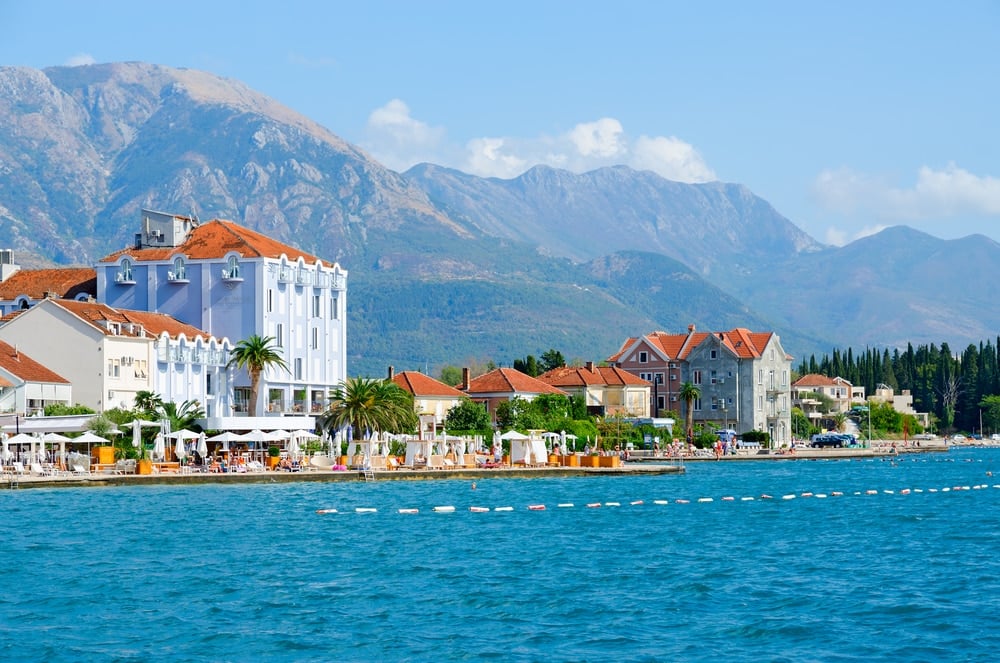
980 395 1000 435
445 399 491 432
134 390 163 418
227 335 289 417
159 399 206 432
539 349 566 373
439 366 463 387
678 381 701 443
513 355 539 377
44 403 95 416
320 377 418 443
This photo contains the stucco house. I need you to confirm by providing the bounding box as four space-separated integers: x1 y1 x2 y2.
0 340 72 416
94 209 347 417
0 298 232 415
388 368 468 436
610 325 793 446
0 264 96 316
791 374 855 413
461 367 566 423
536 361 651 417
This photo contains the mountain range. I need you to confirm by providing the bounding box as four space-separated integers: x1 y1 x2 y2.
0 62 995 377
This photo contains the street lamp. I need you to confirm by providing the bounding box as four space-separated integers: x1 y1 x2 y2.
868 406 872 448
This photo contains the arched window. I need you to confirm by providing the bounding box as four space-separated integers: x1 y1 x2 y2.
226 255 240 279
173 256 186 280
116 258 134 283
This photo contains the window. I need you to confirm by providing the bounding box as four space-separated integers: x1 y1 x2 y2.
134 359 147 379
329 296 339 320
654 373 663 384
117 258 134 283
758 369 763 385
311 327 319 350
234 387 251 413
224 256 240 279
710 349 717 359
758 395 764 410
206 373 213 396
693 370 702 385
172 256 186 280
267 289 274 312
313 294 321 317
639 351 648 363
710 370 717 384
276 323 284 347
107 359 120 378
694 397 702 411
295 358 303 380
640 372 652 382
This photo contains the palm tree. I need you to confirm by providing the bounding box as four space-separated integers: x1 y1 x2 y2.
679 381 701 444
159 399 206 432
227 335 288 416
319 377 417 449
134 390 163 419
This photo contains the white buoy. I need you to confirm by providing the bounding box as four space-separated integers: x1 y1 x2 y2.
781 494 796 500
355 507 377 513
469 506 489 513
605 502 621 507
815 493 828 499
557 503 574 508
316 509 338 514
698 497 713 503
398 508 419 514
741 496 754 501
653 500 669 505
433 506 456 513
495 506 514 512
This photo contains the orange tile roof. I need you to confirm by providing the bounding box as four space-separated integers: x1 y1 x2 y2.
51 300 215 341
464 367 566 396
793 374 852 388
0 340 69 384
538 365 650 388
98 219 330 265
0 268 96 300
391 371 467 398
610 326 782 363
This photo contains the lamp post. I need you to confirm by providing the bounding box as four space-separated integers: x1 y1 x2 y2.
868 406 872 448
654 374 662 418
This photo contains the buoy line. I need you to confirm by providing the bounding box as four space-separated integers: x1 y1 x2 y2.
315 483 1000 515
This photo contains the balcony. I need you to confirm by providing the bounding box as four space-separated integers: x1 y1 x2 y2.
166 270 189 284
221 268 243 283
114 272 135 285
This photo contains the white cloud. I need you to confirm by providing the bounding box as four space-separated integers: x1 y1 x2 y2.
823 224 888 247
361 101 715 182
65 53 95 67
814 163 1000 220
362 99 449 172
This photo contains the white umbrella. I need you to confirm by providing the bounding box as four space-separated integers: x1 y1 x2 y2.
197 432 208 458
206 430 247 453
42 432 73 443
153 433 165 460
74 432 109 444
166 429 200 441
500 430 529 441
174 436 187 460
287 436 300 459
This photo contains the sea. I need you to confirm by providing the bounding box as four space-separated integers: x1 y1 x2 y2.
2 447 999 662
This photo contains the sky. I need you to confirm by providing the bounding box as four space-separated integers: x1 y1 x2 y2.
1 1 998 246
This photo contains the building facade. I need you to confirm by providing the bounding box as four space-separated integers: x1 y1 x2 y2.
536 362 651 417
610 325 793 446
0 340 72 416
95 210 347 416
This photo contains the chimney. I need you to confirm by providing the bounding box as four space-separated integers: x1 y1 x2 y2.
462 367 471 391
585 361 595 372
387 365 394 379
688 324 696 332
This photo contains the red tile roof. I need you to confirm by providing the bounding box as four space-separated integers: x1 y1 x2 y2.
793 374 851 388
609 326 780 363
50 300 215 341
537 365 650 388
0 268 96 300
98 219 330 265
464 367 566 396
391 371 467 398
0 340 69 384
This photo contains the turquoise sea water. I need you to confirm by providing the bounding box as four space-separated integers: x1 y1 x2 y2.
2 448 1000 662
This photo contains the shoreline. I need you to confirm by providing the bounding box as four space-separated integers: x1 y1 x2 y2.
1 463 685 490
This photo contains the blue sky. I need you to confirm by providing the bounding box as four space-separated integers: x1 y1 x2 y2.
2 1 998 245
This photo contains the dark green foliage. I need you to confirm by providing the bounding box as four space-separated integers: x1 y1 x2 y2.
44 403 95 416
445 400 491 433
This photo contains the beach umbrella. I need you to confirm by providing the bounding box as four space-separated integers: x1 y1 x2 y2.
1 436 9 462
166 429 200 441
74 431 109 462
287 436 300 459
174 436 187 460
153 433 165 460
207 431 247 453
197 432 208 459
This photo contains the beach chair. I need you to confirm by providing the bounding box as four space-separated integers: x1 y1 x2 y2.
12 462 26 477
30 462 54 477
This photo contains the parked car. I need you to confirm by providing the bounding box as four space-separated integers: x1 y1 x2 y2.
810 433 845 448
952 434 967 442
